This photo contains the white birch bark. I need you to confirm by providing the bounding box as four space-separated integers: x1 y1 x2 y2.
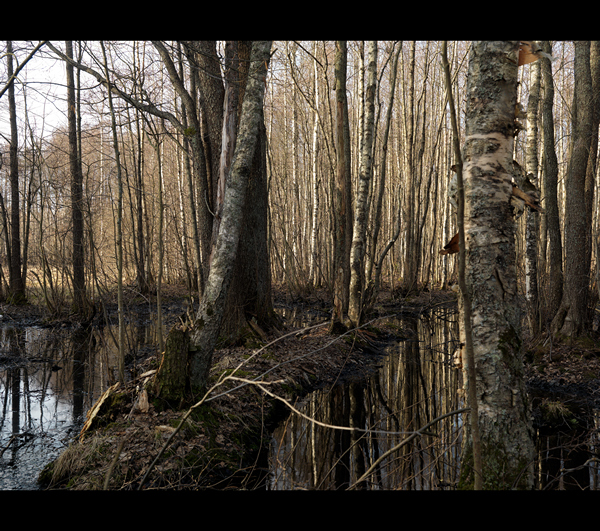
348 41 377 327
459 41 535 489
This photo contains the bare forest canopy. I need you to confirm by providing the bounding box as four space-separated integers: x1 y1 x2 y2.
0 41 592 327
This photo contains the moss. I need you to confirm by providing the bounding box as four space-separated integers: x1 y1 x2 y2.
458 438 533 490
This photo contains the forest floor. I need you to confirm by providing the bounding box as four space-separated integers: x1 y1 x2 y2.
3 283 598 489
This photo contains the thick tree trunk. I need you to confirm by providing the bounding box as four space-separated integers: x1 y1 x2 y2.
459 41 535 489
180 41 272 397
555 41 595 337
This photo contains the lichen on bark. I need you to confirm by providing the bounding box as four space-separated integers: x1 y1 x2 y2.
459 41 535 489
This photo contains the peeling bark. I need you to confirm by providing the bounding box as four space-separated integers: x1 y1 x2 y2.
459 42 535 489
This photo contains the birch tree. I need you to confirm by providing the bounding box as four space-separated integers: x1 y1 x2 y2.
348 41 377 327
459 41 535 489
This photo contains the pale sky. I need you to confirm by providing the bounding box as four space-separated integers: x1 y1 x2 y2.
0 41 68 143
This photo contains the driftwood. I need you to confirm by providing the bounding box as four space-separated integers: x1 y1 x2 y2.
79 382 121 441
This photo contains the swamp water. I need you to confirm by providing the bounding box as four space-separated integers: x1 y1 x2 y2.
267 306 600 490
2 303 598 490
0 314 162 490
267 305 464 490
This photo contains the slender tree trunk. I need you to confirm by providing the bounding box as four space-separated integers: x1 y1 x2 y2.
348 41 377 327
459 41 535 489
524 54 542 335
6 41 25 304
101 41 125 384
402 41 418 293
540 41 563 326
66 40 88 316
309 43 320 286
331 41 353 331
364 41 402 309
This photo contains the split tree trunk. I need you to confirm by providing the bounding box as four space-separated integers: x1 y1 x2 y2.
156 41 273 398
459 41 535 489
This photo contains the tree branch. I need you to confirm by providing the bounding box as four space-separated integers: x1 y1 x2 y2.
45 41 185 131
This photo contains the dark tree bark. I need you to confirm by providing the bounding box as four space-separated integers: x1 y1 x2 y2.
524 53 542 335
540 41 563 326
555 41 595 337
331 41 353 332
6 41 25 304
66 40 88 316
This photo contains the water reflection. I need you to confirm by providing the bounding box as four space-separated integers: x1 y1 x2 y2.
0 314 162 490
269 307 464 490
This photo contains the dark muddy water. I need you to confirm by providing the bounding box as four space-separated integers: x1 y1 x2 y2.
268 307 464 490
0 314 163 490
2 302 599 490
267 306 600 490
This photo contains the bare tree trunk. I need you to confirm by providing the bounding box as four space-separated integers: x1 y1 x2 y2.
6 41 25 304
555 41 595 337
459 41 534 489
66 40 88 316
100 41 125 384
364 41 402 309
182 41 272 396
348 41 377 327
308 43 320 286
331 41 353 331
540 41 563 327
524 54 542 336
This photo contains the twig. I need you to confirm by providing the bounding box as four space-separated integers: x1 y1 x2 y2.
103 439 125 490
349 407 470 489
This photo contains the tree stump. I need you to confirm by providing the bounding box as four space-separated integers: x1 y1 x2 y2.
153 325 190 403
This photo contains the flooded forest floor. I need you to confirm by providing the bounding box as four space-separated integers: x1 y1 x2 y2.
5 283 599 490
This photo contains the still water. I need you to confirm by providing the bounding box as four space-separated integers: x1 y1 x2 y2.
268 306 464 490
267 305 600 490
0 315 162 490
3 303 599 490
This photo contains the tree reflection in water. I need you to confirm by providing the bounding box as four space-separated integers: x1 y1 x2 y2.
269 306 464 490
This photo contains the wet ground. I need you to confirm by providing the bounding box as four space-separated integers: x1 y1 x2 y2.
2 286 600 489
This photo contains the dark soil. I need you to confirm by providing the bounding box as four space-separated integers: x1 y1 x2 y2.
5 284 597 490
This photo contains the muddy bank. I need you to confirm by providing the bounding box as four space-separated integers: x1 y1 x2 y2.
34 286 411 490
